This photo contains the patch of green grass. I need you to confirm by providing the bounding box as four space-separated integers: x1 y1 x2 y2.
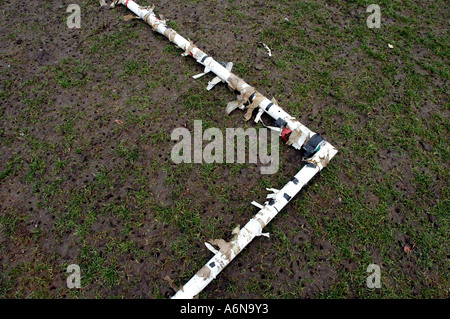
115 142 140 163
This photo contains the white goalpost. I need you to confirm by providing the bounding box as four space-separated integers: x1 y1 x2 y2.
108 0 338 299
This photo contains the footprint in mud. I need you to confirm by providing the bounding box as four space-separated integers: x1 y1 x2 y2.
36 50 55 66
150 170 173 206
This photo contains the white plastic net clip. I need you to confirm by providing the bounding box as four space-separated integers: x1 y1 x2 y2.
204 242 219 255
206 62 233 91
251 201 264 209
192 66 211 79
254 108 264 123
265 188 280 199
259 232 270 238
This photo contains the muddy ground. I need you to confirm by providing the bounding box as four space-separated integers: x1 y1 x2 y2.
0 0 448 298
